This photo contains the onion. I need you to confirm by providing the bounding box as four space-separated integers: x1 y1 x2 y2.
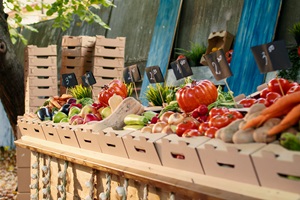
159 111 174 123
152 122 168 133
162 125 176 134
140 126 153 133
168 113 184 125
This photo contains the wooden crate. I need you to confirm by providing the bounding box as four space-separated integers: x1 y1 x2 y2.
24 65 57 77
25 86 58 97
94 46 125 58
62 35 96 47
93 56 124 68
25 76 57 87
95 35 126 47
25 56 57 66
62 56 93 67
93 66 123 78
25 45 57 56
25 96 49 107
62 46 94 57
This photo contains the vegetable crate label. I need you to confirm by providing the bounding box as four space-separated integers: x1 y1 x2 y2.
123 64 142 84
204 49 232 81
251 40 292 73
62 73 78 88
170 57 193 80
145 66 165 83
81 71 96 87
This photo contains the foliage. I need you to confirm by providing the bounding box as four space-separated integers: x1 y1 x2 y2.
175 42 206 66
145 83 177 106
289 21 300 38
69 84 93 99
278 46 300 81
3 0 115 44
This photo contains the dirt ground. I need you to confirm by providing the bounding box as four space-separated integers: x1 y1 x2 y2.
0 148 17 200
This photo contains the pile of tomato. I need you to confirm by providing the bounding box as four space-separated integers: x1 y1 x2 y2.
239 78 300 108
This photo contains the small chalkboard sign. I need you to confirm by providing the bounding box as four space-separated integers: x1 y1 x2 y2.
204 49 232 81
170 57 193 80
251 40 292 73
145 66 164 83
81 71 96 87
62 73 78 88
123 64 142 83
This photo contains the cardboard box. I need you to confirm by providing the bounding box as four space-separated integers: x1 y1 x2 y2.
95 35 126 47
16 146 31 168
200 30 234 65
17 118 38 137
25 76 57 87
25 86 58 97
17 193 30 200
17 167 31 193
93 66 123 78
94 57 124 68
41 122 62 143
74 128 102 152
56 124 80 148
155 134 210 174
62 46 94 57
197 139 265 185
24 65 57 77
62 36 96 47
29 120 47 140
61 56 93 67
25 96 50 107
252 143 300 194
25 56 57 66
123 131 166 165
96 127 133 158
94 46 125 58
25 45 57 56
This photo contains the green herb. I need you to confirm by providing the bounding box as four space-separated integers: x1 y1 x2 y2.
208 86 236 110
175 42 206 66
278 46 300 81
145 84 177 106
69 84 92 99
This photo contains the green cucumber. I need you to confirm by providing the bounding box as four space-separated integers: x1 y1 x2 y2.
123 124 145 130
142 111 157 121
124 114 148 125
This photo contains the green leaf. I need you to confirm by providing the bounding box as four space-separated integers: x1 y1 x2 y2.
25 5 34 12
24 25 38 33
34 4 41 10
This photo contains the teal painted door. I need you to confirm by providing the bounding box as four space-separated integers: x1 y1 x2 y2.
139 0 182 105
227 0 282 96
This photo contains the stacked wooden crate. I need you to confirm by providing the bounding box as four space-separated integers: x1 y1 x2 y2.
60 36 96 95
24 45 58 113
93 35 126 100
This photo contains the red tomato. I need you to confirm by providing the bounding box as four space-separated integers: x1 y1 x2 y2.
287 85 300 94
176 120 198 137
260 88 270 99
266 92 281 105
98 80 127 106
209 107 229 117
239 98 256 108
223 110 243 122
205 127 218 138
268 78 290 95
209 115 231 129
176 80 218 113
198 122 210 134
182 129 203 137
255 98 270 107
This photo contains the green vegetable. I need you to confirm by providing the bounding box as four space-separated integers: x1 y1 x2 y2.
123 124 145 130
208 86 236 110
124 114 148 125
69 84 92 99
280 132 300 151
145 83 176 106
143 111 157 121
158 101 181 117
77 97 94 107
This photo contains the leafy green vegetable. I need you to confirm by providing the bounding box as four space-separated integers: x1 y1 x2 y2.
145 84 176 106
77 97 94 107
208 86 236 110
69 84 92 99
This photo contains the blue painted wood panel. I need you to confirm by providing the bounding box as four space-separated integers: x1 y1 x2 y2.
139 0 182 105
226 0 282 96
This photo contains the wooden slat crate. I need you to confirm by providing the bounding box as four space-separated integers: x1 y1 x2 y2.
61 46 94 57
93 66 123 78
61 36 96 47
25 45 57 56
61 56 93 67
95 35 126 47
94 56 124 68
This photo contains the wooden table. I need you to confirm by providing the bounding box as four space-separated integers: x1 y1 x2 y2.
15 136 300 200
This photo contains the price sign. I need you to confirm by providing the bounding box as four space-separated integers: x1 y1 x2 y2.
251 40 292 73
170 57 193 80
123 64 142 83
145 66 164 83
62 73 78 88
204 49 232 81
81 71 96 87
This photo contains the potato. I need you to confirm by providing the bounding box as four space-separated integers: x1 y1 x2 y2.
220 119 244 143
244 110 262 122
253 118 281 143
215 127 224 139
247 103 266 115
233 128 255 144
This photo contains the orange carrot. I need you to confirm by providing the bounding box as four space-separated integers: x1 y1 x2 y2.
261 91 300 116
268 103 300 135
242 114 270 130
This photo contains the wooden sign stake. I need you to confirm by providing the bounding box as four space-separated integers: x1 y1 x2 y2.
129 72 139 101
275 74 285 96
224 78 238 108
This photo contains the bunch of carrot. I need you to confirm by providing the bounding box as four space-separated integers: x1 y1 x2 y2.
242 91 300 135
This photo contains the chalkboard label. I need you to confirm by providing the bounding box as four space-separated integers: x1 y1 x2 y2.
251 40 292 73
62 73 78 88
145 66 164 83
170 57 193 80
204 49 232 81
81 71 96 87
123 64 142 83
